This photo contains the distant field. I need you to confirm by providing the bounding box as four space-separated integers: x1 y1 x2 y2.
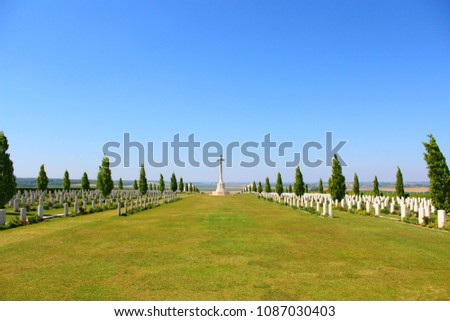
359 187 430 193
0 194 448 300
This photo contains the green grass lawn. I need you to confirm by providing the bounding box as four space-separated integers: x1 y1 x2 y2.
0 194 448 300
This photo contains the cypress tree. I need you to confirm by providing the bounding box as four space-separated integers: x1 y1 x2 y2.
328 154 346 201
257 181 263 193
63 170 70 190
423 134 450 211
305 184 309 193
139 165 148 195
170 173 178 192
252 181 257 192
97 157 114 197
36 164 49 191
275 172 283 196
0 131 16 208
149 182 153 191
179 177 184 193
118 177 123 190
293 166 305 196
395 167 405 198
133 179 138 190
373 176 380 196
264 177 271 193
159 174 165 193
189 182 193 193
81 172 90 190
353 173 359 195
318 178 324 194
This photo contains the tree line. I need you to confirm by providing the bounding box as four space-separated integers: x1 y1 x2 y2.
244 134 450 212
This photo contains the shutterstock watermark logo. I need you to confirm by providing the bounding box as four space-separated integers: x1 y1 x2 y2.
102 132 347 168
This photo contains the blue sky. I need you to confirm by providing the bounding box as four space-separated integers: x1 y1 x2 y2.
1 0 449 183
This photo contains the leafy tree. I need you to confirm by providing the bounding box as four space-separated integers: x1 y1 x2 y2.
275 172 283 196
179 177 184 193
328 154 346 201
318 178 324 194
139 165 148 195
257 181 262 193
0 131 16 208
133 179 138 190
264 177 271 193
170 172 178 192
293 166 305 196
353 173 359 195
81 172 90 190
36 164 49 191
395 167 405 198
118 177 123 190
252 181 257 192
97 157 114 197
373 176 380 196
63 170 70 190
423 134 450 211
159 174 165 193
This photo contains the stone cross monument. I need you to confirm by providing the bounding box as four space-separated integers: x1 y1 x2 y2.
212 155 229 196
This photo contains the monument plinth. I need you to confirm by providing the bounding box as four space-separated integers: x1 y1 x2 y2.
212 155 230 196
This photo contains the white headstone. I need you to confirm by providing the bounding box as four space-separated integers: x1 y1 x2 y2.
437 210 446 228
0 209 6 226
38 205 44 219
20 208 27 222
64 203 69 217
400 204 406 219
418 207 424 224
424 206 430 218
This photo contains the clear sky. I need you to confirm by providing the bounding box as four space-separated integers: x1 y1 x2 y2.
1 0 449 184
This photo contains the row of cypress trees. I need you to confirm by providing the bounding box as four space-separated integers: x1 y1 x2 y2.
263 156 407 201
248 135 450 211
36 161 190 197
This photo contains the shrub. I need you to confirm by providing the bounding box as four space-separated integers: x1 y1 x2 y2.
7 217 24 228
348 208 368 216
28 215 42 224
43 201 52 210
403 216 418 225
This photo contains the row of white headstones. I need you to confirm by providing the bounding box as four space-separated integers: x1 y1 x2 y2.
257 192 447 228
0 189 180 226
